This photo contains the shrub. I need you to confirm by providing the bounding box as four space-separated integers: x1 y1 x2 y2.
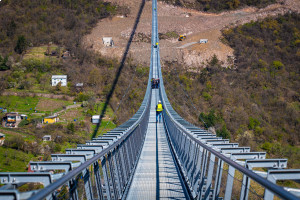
67 122 75 134
18 119 30 127
0 55 9 70
14 35 28 54
261 142 272 152
199 109 219 127
202 91 212 101
248 117 260 130
216 125 231 139
75 92 92 102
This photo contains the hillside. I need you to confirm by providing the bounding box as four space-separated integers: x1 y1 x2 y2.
0 0 147 171
86 0 299 69
163 13 300 168
160 0 276 12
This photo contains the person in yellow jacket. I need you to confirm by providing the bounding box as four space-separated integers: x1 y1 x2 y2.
156 100 164 123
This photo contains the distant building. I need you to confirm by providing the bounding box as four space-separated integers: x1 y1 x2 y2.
2 112 22 128
92 115 100 124
52 75 67 86
0 133 5 146
43 135 52 141
76 83 83 87
43 115 59 124
200 39 208 44
62 51 70 59
102 37 114 47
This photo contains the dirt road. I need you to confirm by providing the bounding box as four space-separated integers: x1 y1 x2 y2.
84 0 300 69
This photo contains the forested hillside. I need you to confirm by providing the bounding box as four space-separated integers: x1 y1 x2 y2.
0 0 147 168
0 0 144 124
163 13 300 167
0 0 128 55
160 0 275 12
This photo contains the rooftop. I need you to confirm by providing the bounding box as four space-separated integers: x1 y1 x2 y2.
52 75 67 79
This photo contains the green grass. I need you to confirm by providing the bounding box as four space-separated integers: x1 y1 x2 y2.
0 147 35 172
94 102 114 117
23 46 62 61
91 120 116 137
0 127 36 141
0 96 39 113
0 96 72 115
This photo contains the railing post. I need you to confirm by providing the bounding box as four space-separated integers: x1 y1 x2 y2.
213 159 223 200
197 149 208 199
107 152 118 199
224 165 235 200
69 179 79 200
93 161 104 200
101 157 111 200
111 150 122 199
204 154 215 200
82 169 93 200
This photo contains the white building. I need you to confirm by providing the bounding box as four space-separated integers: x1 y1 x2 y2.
52 75 67 86
43 135 52 141
200 39 208 44
102 37 114 47
92 115 100 124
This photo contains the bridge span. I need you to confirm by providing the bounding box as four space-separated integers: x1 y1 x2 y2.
0 0 299 199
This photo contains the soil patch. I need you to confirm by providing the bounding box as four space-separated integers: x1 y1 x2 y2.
36 99 66 112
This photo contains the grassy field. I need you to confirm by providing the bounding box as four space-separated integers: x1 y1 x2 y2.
0 96 39 113
0 147 34 172
0 96 73 115
23 46 62 61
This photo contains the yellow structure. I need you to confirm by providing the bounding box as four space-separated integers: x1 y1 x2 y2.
178 35 186 41
43 115 58 124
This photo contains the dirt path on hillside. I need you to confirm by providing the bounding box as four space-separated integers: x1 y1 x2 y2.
84 0 300 69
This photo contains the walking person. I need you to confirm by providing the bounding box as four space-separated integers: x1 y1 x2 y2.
156 100 164 123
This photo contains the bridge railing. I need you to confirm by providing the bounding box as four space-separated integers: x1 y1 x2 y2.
157 50 299 200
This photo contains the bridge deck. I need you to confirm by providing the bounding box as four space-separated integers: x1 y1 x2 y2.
126 89 187 199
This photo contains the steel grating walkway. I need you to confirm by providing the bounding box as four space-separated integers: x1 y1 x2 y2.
126 89 187 199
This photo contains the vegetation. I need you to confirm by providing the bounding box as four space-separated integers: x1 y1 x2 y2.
159 0 275 12
0 146 35 172
163 13 300 168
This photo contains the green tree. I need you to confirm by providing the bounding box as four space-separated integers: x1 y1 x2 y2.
209 54 219 66
0 55 9 70
248 117 261 130
216 125 231 139
67 122 75 134
199 110 219 127
14 35 28 54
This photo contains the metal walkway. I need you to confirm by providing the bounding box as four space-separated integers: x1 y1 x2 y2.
126 89 187 199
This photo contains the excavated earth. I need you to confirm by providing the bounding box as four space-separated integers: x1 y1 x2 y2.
84 0 300 69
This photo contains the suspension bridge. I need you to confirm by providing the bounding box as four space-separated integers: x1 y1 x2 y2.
0 0 300 199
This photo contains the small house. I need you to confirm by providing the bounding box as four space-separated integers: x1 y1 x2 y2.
200 39 208 44
0 133 5 146
92 115 100 124
43 115 59 124
62 51 70 59
102 37 114 47
2 112 22 128
76 83 83 87
43 135 52 141
52 75 67 86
